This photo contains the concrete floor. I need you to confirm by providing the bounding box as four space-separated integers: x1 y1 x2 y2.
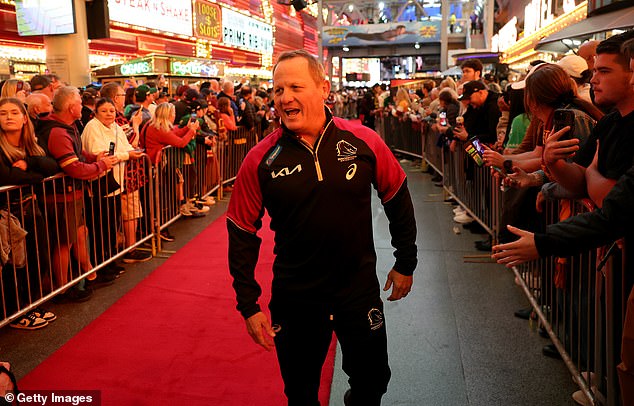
0 162 579 405
328 162 579 406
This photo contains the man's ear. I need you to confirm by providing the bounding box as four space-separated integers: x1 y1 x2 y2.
321 79 331 101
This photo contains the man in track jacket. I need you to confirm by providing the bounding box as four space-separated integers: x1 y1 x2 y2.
227 50 417 406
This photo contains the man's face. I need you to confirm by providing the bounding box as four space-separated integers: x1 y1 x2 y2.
37 96 53 116
590 53 634 108
466 90 486 108
462 67 480 82
69 92 82 120
273 57 329 136
113 86 126 110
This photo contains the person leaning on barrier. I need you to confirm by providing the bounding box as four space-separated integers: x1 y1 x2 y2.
99 82 151 263
176 100 215 214
36 86 118 302
0 97 59 329
139 102 199 220
492 34 634 406
82 97 146 273
227 49 417 406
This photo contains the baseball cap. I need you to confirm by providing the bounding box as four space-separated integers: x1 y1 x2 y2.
556 55 588 79
510 62 549 90
30 75 51 91
458 80 487 100
135 84 158 99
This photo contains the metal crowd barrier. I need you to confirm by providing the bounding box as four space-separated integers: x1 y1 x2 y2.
380 114 624 405
153 126 258 251
0 126 259 328
0 154 155 328
513 199 624 406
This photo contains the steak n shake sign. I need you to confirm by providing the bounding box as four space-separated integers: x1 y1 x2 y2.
107 0 193 36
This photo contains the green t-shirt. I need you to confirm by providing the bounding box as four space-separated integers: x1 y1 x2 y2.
505 113 530 151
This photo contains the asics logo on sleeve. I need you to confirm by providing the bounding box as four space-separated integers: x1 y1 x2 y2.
271 164 302 179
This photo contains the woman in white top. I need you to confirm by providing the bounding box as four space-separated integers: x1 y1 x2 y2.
81 98 144 268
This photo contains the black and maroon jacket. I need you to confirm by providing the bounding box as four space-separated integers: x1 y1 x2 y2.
227 109 417 318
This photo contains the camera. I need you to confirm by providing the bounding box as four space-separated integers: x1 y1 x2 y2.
190 113 198 123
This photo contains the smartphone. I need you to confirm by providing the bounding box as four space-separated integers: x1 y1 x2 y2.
552 109 575 141
465 138 485 166
108 142 115 156
16 81 23 92
190 113 198 123
439 111 447 126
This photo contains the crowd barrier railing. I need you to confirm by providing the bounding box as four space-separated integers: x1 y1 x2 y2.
512 198 624 406
380 114 623 405
0 154 155 328
1 126 259 328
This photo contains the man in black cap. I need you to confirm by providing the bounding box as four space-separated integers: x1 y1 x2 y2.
453 80 500 144
452 80 501 249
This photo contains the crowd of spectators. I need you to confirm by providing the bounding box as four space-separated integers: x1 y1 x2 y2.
353 30 634 406
0 73 273 331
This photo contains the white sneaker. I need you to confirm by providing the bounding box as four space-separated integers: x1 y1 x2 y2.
453 213 473 224
180 204 193 216
187 201 209 214
453 207 465 214
571 386 597 406
197 196 216 206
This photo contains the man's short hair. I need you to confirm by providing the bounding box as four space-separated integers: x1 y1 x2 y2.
596 30 634 69
30 74 51 91
461 59 483 75
240 86 252 98
273 49 325 85
52 86 79 113
622 38 634 60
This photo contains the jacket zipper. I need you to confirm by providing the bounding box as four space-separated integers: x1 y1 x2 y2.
298 118 332 182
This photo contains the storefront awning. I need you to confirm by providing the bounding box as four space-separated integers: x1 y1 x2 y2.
536 7 634 53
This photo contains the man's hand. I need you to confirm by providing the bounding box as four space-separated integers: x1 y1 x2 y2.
491 225 539 267
452 125 468 141
543 126 579 166
245 311 276 351
482 148 504 169
383 269 413 301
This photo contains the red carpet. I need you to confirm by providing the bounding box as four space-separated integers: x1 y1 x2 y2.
20 215 336 405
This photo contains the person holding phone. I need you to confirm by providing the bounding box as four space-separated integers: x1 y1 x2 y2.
493 32 634 405
0 79 29 103
82 97 145 275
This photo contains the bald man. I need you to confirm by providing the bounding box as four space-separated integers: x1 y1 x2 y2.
578 40 600 70
25 93 53 125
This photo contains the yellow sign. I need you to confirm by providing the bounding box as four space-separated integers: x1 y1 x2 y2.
194 0 222 41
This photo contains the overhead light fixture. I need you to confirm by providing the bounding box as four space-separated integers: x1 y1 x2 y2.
414 43 420 49
343 46 350 52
